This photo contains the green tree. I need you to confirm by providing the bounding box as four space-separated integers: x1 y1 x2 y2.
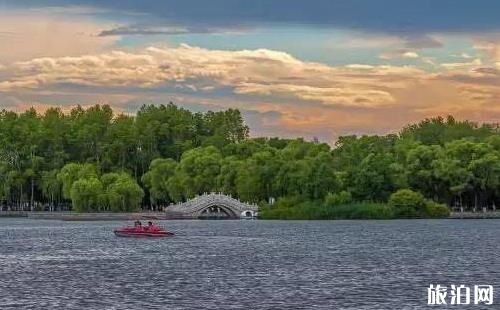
70 177 103 212
405 145 442 196
103 173 144 212
389 189 426 217
236 150 280 202
142 158 178 205
176 146 223 197
350 153 403 201
101 114 137 172
57 163 99 199
41 169 62 210
68 105 113 165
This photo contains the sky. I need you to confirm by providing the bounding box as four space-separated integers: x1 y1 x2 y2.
1 1 500 142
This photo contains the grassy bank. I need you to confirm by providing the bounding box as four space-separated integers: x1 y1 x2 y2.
259 189 451 220
259 202 395 220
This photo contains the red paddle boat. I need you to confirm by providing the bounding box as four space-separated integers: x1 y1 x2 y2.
114 221 174 237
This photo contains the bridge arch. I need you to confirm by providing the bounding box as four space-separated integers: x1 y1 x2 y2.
197 204 239 219
244 211 253 217
165 193 259 219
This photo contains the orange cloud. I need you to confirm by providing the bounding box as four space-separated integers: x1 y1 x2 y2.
0 10 116 62
0 45 427 108
2 44 500 142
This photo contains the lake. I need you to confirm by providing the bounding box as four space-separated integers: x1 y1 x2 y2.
0 219 499 309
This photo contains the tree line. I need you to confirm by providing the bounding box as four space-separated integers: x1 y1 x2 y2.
1 104 499 217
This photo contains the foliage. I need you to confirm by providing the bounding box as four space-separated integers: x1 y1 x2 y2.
260 198 394 220
0 103 497 218
324 191 353 206
424 201 450 218
67 171 143 213
141 158 177 204
70 177 103 212
104 173 144 212
389 189 451 218
57 163 98 199
388 189 427 218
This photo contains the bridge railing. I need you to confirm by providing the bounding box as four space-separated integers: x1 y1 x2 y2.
166 193 258 213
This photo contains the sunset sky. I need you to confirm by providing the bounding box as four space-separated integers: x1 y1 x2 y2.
1 1 500 142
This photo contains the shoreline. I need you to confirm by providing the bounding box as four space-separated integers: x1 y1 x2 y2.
2 211 500 221
0 211 169 221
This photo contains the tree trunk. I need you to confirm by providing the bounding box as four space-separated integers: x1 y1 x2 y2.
20 185 23 211
474 192 478 212
30 178 34 211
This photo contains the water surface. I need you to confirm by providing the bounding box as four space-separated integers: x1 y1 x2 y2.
0 219 499 309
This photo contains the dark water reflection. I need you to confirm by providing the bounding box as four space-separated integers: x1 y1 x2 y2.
0 219 499 309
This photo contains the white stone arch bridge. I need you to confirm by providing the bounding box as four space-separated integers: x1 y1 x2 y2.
165 193 259 219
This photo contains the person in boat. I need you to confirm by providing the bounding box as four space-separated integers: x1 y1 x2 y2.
134 220 143 231
148 221 154 230
146 221 157 231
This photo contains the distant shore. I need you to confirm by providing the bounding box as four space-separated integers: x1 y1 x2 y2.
0 211 169 221
449 211 500 219
3 211 500 221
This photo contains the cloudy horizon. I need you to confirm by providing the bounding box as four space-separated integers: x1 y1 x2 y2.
2 1 500 142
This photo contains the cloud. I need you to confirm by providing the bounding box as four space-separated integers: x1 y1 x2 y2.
99 26 186 36
403 52 419 59
474 67 500 75
2 43 500 142
0 10 117 62
474 41 500 62
403 35 443 49
380 49 419 60
337 34 402 49
440 58 482 69
97 24 251 37
234 84 395 107
26 5 112 15
0 44 427 108
8 0 500 35
98 25 212 36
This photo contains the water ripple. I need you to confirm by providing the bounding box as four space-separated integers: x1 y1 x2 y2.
0 219 499 309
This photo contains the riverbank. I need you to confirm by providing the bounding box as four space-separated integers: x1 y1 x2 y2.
259 190 453 220
0 211 168 221
449 211 500 219
259 202 395 220
0 211 500 221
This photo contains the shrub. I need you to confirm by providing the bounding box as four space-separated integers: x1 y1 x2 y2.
388 189 426 218
322 203 394 219
259 198 394 220
424 201 450 218
272 196 304 209
324 191 353 206
389 189 450 218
